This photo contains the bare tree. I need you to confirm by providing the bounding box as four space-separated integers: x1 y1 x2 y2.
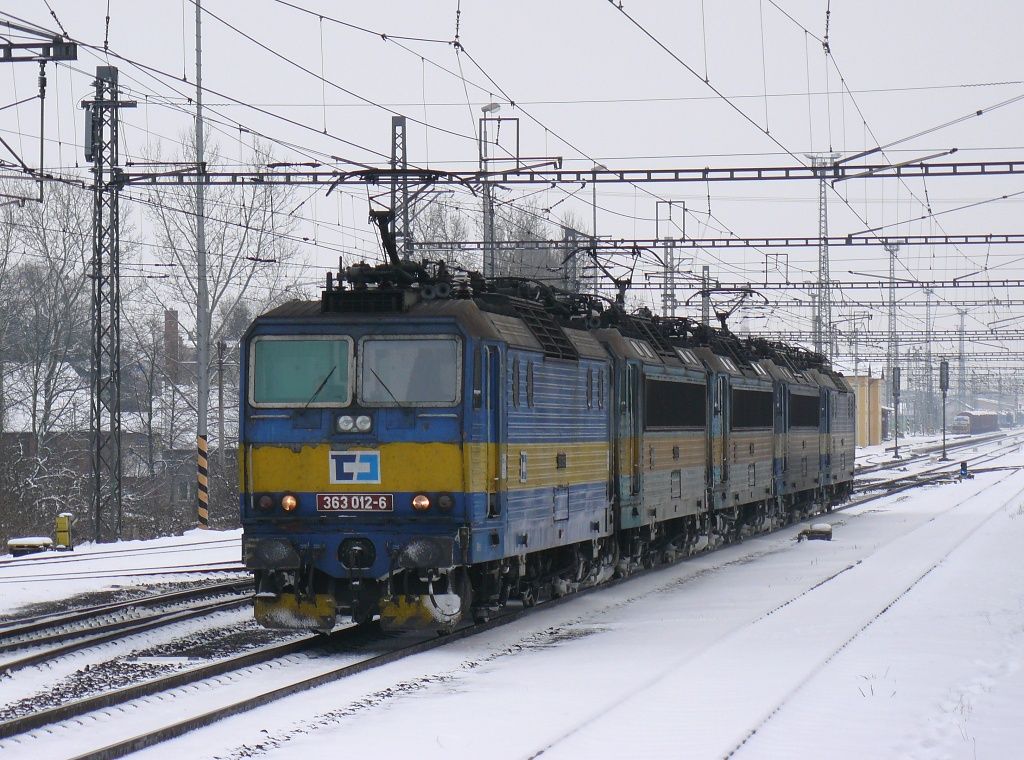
143 135 308 357
0 183 93 545
493 197 562 281
122 314 163 477
0 194 17 436
559 209 592 292
138 133 309 520
411 196 473 269
5 181 91 446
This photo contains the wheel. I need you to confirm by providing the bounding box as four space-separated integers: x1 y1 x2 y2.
520 586 537 608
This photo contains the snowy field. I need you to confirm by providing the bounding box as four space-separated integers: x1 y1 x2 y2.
2 442 1023 759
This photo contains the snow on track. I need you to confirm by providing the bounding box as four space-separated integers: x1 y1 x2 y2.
539 469 1024 758
4 444 1024 759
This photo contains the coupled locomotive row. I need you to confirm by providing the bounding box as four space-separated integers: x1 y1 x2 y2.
950 410 1000 435
239 259 855 631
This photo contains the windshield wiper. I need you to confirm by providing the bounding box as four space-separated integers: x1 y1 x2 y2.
368 366 404 407
304 365 337 408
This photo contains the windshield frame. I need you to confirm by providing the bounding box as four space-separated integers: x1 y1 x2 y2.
356 333 463 408
248 334 354 408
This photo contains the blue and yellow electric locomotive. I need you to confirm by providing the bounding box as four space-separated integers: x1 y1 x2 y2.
239 257 854 632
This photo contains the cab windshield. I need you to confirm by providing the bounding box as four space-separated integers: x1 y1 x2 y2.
251 337 352 407
359 336 461 406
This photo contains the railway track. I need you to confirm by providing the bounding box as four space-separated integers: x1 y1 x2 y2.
2 434 1020 758
0 580 254 675
0 538 239 569
723 467 1024 757
0 604 543 753
0 561 247 584
853 430 1006 476
527 456 1024 757
0 627 321 741
0 579 251 637
850 428 1024 497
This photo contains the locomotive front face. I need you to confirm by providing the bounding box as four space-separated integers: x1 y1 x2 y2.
240 320 469 631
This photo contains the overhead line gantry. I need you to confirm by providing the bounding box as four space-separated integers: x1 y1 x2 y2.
412 234 1024 251
116 158 1024 188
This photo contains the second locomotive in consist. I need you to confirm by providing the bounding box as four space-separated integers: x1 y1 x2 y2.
239 257 855 631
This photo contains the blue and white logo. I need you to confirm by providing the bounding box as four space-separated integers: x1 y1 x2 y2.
329 451 381 484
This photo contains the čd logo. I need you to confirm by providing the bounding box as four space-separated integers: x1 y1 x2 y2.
329 451 381 484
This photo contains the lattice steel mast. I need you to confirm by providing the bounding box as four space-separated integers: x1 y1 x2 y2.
83 66 134 541
924 288 934 432
701 265 711 326
958 309 967 408
806 153 840 358
561 226 580 292
390 115 412 260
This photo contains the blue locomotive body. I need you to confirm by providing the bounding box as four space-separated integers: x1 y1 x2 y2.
239 262 854 631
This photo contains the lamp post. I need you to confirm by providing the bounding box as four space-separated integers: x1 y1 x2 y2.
480 102 500 277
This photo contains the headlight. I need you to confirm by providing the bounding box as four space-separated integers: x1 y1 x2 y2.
355 415 372 432
411 493 431 511
281 493 298 512
257 494 274 511
336 415 355 432
437 493 454 511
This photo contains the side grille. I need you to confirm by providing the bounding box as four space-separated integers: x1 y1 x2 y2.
515 303 579 360
627 317 678 359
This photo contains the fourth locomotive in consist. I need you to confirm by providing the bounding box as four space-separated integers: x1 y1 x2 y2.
239 250 855 632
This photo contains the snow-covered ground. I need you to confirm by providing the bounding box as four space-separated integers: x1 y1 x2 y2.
0 529 243 612
3 442 1023 759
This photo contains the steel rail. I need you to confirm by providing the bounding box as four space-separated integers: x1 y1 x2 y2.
0 630 321 740
0 595 252 674
0 579 251 636
0 538 239 568
0 562 247 584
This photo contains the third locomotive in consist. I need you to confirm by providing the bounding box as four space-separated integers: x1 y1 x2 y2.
239 252 855 631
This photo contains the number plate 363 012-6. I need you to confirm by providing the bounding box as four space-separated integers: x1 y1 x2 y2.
316 493 394 512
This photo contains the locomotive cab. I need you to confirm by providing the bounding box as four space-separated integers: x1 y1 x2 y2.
240 300 481 632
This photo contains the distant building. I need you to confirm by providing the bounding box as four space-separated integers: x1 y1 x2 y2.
849 375 883 446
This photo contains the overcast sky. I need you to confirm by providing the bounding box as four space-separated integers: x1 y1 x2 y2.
4 1 1024 370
